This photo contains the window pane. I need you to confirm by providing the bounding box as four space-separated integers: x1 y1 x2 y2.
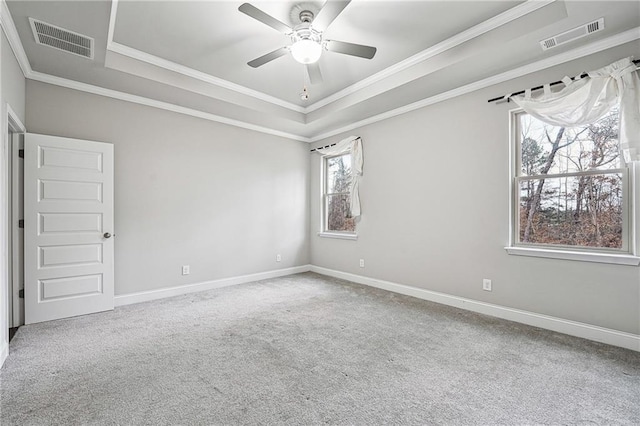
327 154 351 194
519 108 620 177
518 173 623 249
326 194 355 232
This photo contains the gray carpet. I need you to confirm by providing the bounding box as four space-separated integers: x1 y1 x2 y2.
1 272 639 425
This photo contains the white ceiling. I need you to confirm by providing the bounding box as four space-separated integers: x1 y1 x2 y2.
4 1 640 141
113 1 520 102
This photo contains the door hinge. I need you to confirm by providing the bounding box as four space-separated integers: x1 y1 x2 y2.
18 149 24 158
18 219 24 228
19 289 24 299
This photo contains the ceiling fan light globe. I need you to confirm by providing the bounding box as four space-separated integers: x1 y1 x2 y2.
291 40 322 64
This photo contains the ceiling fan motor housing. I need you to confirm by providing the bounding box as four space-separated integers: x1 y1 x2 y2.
298 10 314 23
292 22 322 45
290 10 323 64
240 1 376 72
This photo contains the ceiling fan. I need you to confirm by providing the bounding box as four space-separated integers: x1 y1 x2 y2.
238 1 377 85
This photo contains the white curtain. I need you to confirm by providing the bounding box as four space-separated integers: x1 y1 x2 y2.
509 57 640 162
314 136 363 218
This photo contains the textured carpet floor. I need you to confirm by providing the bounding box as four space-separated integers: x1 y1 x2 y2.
1 272 639 425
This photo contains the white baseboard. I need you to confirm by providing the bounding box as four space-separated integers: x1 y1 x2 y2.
310 266 640 352
114 265 312 307
112 263 639 352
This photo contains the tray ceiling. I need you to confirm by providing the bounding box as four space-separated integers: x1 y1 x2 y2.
4 1 640 141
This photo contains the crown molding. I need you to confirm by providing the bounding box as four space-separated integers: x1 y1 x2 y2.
303 0 557 113
28 70 312 142
106 0 305 114
0 0 32 76
1 0 310 142
309 26 640 142
107 0 117 53
7 103 26 133
13 25 640 144
3 0 638 145
106 42 307 114
105 0 557 116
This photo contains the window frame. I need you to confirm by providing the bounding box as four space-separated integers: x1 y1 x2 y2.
506 108 640 265
319 151 357 240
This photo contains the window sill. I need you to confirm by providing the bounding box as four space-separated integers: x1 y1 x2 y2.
317 232 358 241
504 246 640 266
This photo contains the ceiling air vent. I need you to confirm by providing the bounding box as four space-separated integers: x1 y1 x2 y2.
29 18 94 59
540 18 604 51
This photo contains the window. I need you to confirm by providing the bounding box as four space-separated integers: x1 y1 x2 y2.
511 107 633 256
323 152 356 234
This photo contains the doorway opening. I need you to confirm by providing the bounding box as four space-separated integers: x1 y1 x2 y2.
7 107 26 339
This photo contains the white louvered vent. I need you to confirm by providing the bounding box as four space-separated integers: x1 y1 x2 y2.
29 18 94 59
540 18 604 51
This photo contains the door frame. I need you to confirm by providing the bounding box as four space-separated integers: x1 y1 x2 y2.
7 105 25 328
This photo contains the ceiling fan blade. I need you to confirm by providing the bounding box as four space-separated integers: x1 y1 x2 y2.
326 40 377 59
238 3 292 34
313 1 351 31
248 47 289 68
306 63 323 85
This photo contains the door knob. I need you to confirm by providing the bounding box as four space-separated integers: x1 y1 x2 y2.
103 232 112 239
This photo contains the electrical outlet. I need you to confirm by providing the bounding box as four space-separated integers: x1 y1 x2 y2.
359 259 365 268
482 279 492 291
182 265 190 275
276 254 282 262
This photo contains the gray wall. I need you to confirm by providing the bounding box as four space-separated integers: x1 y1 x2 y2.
310 43 640 335
21 41 640 337
2 31 25 123
26 81 310 296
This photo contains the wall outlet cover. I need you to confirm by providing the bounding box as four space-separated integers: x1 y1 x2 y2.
482 279 492 291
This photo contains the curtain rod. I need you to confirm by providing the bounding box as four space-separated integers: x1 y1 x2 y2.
487 59 640 103
309 137 361 152
309 143 337 152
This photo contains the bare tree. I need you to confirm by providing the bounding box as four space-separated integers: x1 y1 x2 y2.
573 113 619 223
519 111 622 248
523 127 564 241
327 155 354 232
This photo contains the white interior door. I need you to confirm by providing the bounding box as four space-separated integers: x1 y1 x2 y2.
24 133 114 324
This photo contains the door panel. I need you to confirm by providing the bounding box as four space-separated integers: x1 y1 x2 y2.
39 180 103 202
39 146 103 172
25 133 114 324
39 274 103 300
39 213 102 234
39 244 102 268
